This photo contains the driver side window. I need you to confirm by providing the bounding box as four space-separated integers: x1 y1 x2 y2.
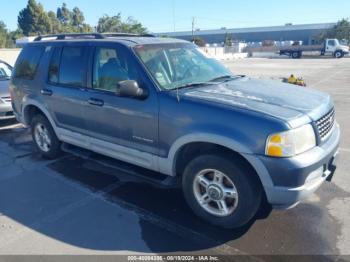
328 40 335 46
92 47 131 93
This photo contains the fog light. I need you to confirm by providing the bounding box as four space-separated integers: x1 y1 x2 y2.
305 167 324 183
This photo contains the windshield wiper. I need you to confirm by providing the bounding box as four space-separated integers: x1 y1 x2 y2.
208 75 239 83
175 82 215 90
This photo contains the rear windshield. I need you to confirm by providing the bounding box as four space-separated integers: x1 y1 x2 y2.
13 45 45 80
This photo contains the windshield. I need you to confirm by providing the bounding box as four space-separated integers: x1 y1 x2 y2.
134 43 233 90
0 62 12 80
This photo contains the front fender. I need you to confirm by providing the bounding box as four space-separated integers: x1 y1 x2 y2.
157 133 274 187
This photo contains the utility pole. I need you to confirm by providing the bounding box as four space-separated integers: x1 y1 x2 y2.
172 0 176 32
192 17 195 42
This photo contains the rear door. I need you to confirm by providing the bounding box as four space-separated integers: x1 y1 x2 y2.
43 44 89 134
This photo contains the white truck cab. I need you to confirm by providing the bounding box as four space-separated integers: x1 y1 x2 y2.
324 39 349 58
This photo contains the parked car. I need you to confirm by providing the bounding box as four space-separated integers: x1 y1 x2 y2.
10 34 340 228
0 60 15 120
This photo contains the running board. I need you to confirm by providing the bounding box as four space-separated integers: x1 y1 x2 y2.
61 143 180 188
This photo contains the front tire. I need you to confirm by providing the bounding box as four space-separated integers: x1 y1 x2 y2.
334 50 343 58
31 114 61 159
182 154 262 228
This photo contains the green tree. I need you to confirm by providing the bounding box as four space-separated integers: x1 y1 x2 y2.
18 0 51 36
0 21 8 48
97 14 147 34
224 33 233 47
47 11 61 33
317 19 350 43
56 4 92 33
57 3 71 25
8 29 24 48
193 36 206 47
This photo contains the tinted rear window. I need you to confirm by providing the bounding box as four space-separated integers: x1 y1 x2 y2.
14 45 44 80
59 47 86 87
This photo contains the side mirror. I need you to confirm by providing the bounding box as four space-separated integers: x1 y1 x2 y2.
119 80 147 99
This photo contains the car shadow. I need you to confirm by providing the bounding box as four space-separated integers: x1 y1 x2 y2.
45 155 272 253
0 124 273 254
1 127 337 255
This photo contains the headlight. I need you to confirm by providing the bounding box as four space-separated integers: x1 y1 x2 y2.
265 124 316 157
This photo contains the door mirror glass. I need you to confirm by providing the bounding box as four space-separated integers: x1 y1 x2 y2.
119 80 147 99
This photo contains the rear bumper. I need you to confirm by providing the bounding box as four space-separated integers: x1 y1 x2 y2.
256 124 340 209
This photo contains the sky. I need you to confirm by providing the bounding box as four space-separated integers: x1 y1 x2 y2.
1 0 350 33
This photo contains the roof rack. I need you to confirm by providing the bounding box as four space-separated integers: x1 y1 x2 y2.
34 33 155 41
102 33 155 38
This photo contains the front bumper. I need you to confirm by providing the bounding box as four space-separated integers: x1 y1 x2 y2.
0 103 15 120
259 124 340 208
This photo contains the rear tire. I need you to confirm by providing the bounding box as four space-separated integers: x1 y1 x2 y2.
182 154 262 228
31 114 61 159
292 51 300 59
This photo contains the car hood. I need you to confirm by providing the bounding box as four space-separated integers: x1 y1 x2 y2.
0 79 10 97
182 77 333 128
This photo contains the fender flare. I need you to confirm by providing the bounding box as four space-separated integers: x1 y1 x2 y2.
158 133 274 187
22 98 59 137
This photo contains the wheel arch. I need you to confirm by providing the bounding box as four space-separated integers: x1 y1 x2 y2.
22 100 59 138
159 134 274 188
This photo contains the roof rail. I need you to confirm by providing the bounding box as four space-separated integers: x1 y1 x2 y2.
34 33 105 41
102 33 155 38
34 33 155 41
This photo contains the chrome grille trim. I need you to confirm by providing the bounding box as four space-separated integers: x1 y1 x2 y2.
0 96 11 103
316 108 335 141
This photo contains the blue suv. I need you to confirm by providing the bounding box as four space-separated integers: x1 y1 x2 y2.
10 33 340 228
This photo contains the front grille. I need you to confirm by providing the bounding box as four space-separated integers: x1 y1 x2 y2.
1 96 11 103
316 108 335 140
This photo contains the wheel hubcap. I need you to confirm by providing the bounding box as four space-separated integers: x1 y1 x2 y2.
193 169 239 217
34 124 51 152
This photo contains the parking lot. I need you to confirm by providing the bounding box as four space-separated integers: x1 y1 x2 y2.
0 57 349 256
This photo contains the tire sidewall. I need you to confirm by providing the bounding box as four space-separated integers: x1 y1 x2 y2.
292 52 299 59
31 114 61 159
334 51 343 58
182 154 261 228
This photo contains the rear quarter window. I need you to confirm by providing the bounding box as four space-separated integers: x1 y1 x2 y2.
14 45 45 80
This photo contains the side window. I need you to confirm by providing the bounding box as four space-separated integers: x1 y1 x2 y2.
14 45 44 80
48 47 61 84
92 47 132 93
328 40 335 46
59 46 86 87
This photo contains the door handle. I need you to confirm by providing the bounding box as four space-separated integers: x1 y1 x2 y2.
41 89 53 96
88 98 104 107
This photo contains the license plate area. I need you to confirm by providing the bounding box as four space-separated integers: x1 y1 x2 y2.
326 151 339 182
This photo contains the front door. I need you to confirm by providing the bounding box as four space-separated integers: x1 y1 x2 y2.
326 39 336 54
83 43 159 158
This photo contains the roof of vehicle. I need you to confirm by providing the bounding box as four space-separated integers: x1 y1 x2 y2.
28 33 190 47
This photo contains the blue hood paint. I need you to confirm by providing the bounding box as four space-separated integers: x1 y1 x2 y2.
181 77 333 128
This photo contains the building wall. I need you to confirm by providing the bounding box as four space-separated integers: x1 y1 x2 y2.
0 49 21 66
160 23 335 45
174 29 325 45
